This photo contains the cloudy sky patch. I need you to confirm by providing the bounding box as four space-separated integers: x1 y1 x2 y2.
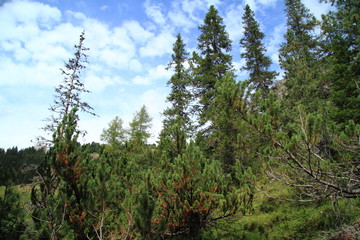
0 0 331 148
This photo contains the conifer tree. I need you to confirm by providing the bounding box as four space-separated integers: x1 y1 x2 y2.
32 32 96 240
163 33 192 132
279 0 325 112
0 184 26 239
152 142 253 238
129 105 153 146
192 5 234 127
31 150 64 240
240 4 277 96
159 33 191 160
234 85 360 200
42 31 95 142
212 73 240 173
101 116 127 153
321 0 360 124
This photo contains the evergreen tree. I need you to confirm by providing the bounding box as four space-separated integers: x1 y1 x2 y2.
31 147 64 240
0 184 26 240
159 33 192 160
151 142 253 238
321 0 360 124
234 85 360 200
32 32 96 240
279 0 326 112
240 4 277 96
192 5 234 127
212 73 240 174
163 33 192 132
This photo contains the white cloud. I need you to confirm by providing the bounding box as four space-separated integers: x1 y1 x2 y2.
224 4 244 42
85 75 127 93
100 5 108 11
139 88 170 143
132 64 172 85
140 30 176 57
0 0 61 31
180 0 207 24
0 57 62 86
129 59 143 72
123 20 153 44
168 9 196 32
257 0 277 7
132 75 151 85
266 23 286 64
303 0 333 19
144 0 166 26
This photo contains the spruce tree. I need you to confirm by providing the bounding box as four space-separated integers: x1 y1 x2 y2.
42 31 95 143
163 33 192 131
279 0 325 112
321 0 360 124
192 5 234 127
240 4 277 96
159 33 192 160
212 73 240 174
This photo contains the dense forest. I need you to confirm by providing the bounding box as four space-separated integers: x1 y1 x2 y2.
1 0 359 239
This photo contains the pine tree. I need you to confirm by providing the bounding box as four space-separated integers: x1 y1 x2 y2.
240 4 277 96
153 142 253 238
212 73 240 174
192 5 234 127
234 84 360 200
0 184 26 240
321 0 360 124
279 0 326 112
31 147 67 240
32 32 96 240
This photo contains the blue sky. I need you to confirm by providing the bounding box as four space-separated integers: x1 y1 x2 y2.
0 0 331 149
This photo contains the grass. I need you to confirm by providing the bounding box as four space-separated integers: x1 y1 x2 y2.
198 179 360 240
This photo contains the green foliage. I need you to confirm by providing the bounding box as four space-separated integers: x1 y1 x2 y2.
279 0 327 113
240 4 277 95
0 184 26 240
321 0 360 124
101 116 127 154
2 3 360 239
151 142 253 238
163 33 193 135
0 147 45 185
191 5 234 127
129 105 153 146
